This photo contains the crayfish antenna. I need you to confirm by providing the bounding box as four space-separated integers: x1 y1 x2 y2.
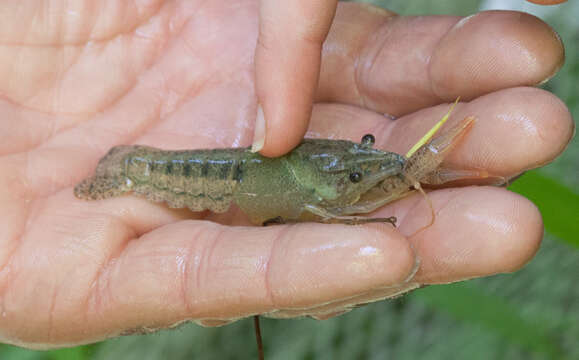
406 97 460 158
416 182 435 230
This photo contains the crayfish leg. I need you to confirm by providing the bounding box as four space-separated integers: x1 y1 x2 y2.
320 216 397 226
304 204 397 227
262 216 286 226
421 167 492 185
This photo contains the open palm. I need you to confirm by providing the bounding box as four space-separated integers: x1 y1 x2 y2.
0 1 573 348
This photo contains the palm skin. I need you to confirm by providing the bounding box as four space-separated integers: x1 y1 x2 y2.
0 1 573 348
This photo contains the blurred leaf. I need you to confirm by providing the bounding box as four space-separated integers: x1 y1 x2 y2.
508 171 579 248
46 345 93 360
415 282 563 359
0 345 48 360
0 344 94 360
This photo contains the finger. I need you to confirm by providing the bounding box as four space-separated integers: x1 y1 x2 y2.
526 0 567 4
388 87 574 178
98 189 542 327
267 184 547 316
254 0 338 157
307 87 574 179
87 221 412 339
381 186 544 284
1 187 417 345
96 221 413 325
317 5 564 115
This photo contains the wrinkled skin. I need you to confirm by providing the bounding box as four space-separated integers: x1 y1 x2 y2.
0 0 574 349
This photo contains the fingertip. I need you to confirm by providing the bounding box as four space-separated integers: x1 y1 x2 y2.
269 223 417 308
430 10 565 99
253 100 311 157
519 88 575 165
454 87 574 173
501 190 544 272
400 187 545 283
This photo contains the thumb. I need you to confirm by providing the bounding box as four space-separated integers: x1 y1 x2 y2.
253 0 338 157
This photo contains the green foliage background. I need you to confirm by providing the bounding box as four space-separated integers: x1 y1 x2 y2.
2 1 577 359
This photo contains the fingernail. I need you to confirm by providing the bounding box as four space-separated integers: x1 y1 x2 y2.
538 28 565 85
310 309 351 321
251 104 265 153
194 319 233 327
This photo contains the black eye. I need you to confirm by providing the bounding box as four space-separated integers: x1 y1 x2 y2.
349 172 362 183
361 134 375 146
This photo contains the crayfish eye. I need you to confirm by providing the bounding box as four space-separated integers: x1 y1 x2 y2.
361 134 375 146
349 172 362 183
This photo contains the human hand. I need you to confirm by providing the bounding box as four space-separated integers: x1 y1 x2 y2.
0 0 573 348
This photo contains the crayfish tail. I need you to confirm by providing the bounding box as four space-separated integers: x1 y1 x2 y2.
74 145 136 200
74 176 131 200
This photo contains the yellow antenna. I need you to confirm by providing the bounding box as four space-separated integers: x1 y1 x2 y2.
405 97 460 158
